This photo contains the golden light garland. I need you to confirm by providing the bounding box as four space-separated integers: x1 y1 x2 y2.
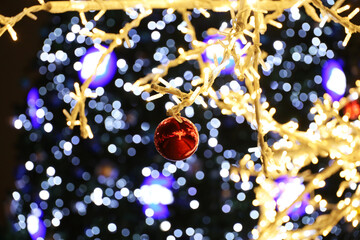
2 0 360 239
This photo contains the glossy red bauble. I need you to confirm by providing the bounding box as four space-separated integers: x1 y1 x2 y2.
344 100 360 120
154 117 199 161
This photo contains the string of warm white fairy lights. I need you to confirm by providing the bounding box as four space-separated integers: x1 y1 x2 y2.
2 0 360 239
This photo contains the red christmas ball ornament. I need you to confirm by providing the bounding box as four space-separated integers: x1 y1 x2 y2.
344 100 360 120
154 116 199 161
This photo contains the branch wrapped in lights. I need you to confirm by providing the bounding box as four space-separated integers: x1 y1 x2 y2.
2 0 360 239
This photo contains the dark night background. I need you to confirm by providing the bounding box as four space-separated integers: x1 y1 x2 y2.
0 0 49 229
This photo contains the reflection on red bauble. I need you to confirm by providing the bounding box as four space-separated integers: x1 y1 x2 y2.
154 116 199 161
344 100 360 120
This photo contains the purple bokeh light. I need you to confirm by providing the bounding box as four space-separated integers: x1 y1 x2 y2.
78 46 117 88
27 88 40 129
273 176 310 218
322 59 346 102
201 34 244 75
27 209 46 240
139 174 174 219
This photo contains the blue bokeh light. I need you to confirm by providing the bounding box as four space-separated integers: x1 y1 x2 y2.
321 59 346 102
78 46 117 88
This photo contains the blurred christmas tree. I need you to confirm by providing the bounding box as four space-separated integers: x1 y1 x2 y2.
2 0 360 240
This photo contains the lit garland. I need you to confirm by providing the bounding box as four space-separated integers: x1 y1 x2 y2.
2 0 360 239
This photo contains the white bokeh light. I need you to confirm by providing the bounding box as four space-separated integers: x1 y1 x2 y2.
139 184 174 205
91 188 103 206
326 68 346 96
81 52 111 80
27 215 40 235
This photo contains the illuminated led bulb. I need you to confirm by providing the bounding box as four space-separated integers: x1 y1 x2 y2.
154 116 199 161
